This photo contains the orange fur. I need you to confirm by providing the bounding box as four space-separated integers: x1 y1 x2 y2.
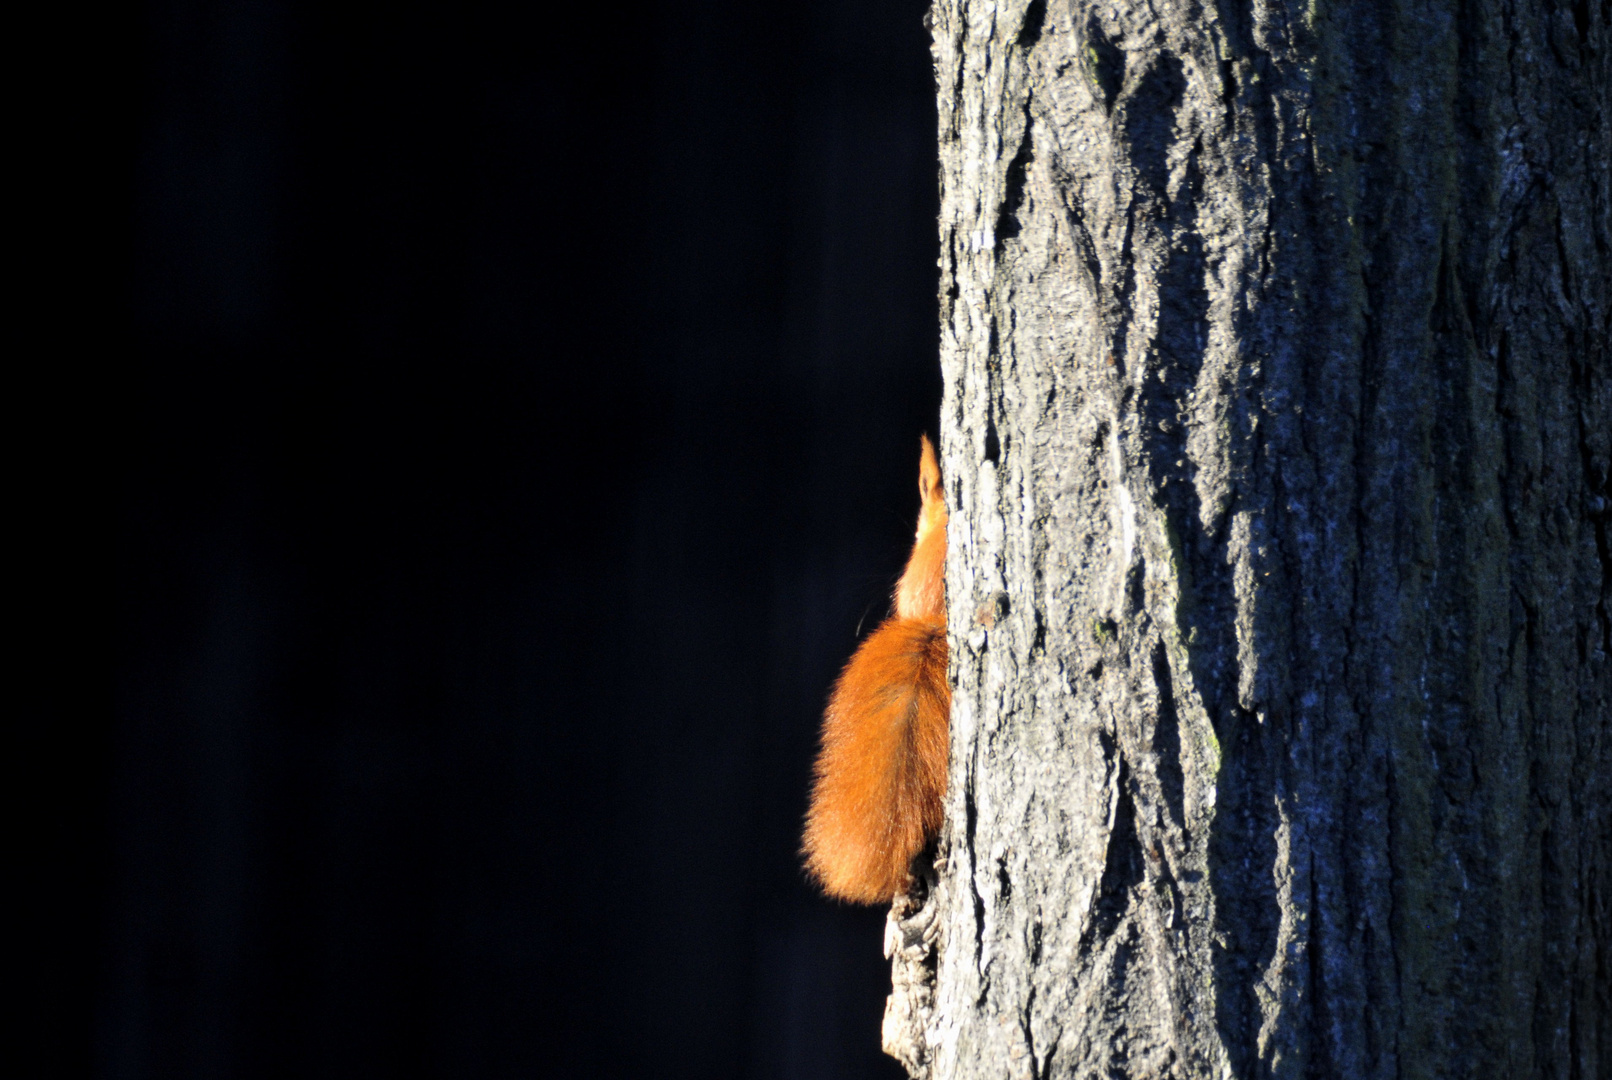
804 437 949 903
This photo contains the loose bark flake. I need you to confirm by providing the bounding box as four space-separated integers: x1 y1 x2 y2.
890 0 1611 1076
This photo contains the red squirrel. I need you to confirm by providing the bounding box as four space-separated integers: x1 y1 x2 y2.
804 436 949 904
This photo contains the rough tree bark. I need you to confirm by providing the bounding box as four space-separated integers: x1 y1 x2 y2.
882 0 1611 1076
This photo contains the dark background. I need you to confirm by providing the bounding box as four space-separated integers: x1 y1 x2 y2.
101 0 939 1076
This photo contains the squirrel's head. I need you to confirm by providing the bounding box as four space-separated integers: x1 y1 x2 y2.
895 436 947 621
916 435 947 540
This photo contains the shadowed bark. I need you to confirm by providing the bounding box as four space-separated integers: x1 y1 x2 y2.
885 0 1611 1075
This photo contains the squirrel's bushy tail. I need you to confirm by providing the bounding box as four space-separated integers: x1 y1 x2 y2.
803 613 949 903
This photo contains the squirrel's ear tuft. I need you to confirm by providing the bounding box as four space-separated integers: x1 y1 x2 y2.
918 435 941 502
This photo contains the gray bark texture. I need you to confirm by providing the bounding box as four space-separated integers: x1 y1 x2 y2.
884 0 1612 1076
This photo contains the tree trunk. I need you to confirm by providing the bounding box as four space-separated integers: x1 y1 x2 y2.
884 0 1611 1076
